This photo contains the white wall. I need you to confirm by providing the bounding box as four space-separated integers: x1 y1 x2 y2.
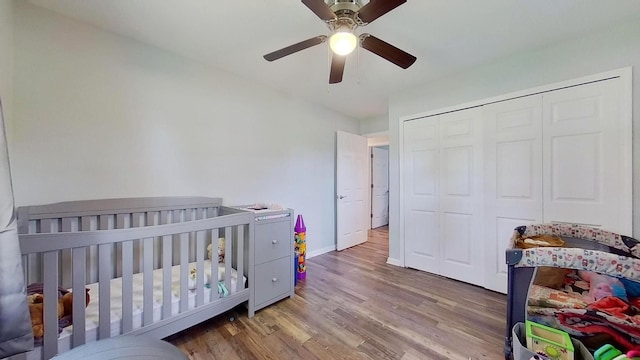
11 2 360 255
0 0 13 152
388 16 640 262
360 115 388 135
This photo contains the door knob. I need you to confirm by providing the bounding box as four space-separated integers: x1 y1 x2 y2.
338 195 346 199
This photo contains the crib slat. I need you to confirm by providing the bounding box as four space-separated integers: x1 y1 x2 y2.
236 225 244 293
61 218 73 288
195 230 205 306
43 251 59 360
40 219 54 286
143 237 153 326
224 227 232 293
180 231 189 313
162 233 172 320
71 247 87 348
122 240 133 333
161 206 172 321
81 216 97 284
171 210 182 266
148 212 160 269
210 228 219 302
98 243 112 339
115 213 128 278
132 212 143 274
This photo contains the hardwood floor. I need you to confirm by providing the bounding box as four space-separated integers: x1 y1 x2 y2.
168 226 507 359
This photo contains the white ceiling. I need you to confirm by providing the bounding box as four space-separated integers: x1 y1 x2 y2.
26 0 640 120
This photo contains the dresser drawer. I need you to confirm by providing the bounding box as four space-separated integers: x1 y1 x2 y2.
255 221 291 264
254 257 292 306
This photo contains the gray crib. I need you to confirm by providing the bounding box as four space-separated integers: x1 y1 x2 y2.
9 197 254 360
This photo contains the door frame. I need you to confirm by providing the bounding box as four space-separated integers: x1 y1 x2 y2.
398 67 632 268
364 131 390 230
370 146 390 229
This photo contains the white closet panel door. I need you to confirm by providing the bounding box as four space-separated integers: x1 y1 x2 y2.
404 117 439 273
438 107 484 285
483 95 543 293
543 78 627 233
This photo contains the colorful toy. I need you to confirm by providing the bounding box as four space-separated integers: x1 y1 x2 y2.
294 214 306 280
594 344 640 360
578 270 628 302
526 320 574 360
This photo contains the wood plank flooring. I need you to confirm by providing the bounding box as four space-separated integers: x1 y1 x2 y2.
168 227 507 359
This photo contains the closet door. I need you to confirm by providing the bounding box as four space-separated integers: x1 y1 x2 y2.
438 108 484 285
404 117 439 274
483 95 543 293
543 78 630 234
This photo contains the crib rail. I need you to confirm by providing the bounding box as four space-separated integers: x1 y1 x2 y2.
14 198 253 360
19 197 226 286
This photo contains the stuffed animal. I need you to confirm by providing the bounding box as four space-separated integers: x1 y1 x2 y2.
61 289 91 320
207 237 226 263
28 289 90 339
27 293 66 339
578 270 628 302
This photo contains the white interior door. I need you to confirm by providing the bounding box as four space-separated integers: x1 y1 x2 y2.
483 95 543 293
543 78 630 234
336 131 369 251
403 117 440 274
371 147 389 229
438 108 484 285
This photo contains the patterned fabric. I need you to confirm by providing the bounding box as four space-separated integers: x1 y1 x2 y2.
528 271 640 352
528 284 587 309
528 305 640 352
515 247 640 280
511 223 640 257
509 223 640 280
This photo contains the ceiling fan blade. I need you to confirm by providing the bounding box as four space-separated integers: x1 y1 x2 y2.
357 0 406 24
302 0 336 21
263 36 327 62
360 34 416 69
329 54 346 84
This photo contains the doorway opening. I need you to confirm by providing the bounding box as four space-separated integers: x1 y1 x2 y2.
366 132 389 230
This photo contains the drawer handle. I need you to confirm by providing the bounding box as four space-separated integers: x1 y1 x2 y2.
272 277 278 282
271 240 278 245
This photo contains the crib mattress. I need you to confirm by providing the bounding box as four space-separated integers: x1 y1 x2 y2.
25 261 245 359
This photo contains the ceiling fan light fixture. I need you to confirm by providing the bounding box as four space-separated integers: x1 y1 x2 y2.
329 31 357 56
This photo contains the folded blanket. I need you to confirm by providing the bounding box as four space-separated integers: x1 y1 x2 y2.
528 284 587 309
587 296 630 318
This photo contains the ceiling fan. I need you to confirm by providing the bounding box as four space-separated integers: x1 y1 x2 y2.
263 0 416 84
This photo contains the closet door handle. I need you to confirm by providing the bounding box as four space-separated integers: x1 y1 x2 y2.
271 240 278 245
272 277 278 282
338 195 346 199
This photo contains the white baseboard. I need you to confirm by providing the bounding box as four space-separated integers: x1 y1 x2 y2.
306 245 336 259
386 257 402 267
